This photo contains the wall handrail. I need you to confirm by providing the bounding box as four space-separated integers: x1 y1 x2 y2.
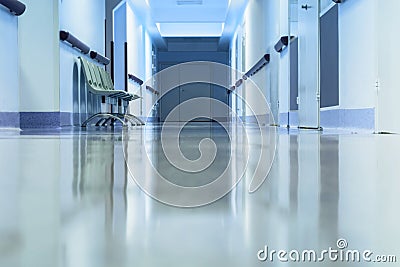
90 51 110 65
0 0 26 16
244 54 270 79
128 74 144 86
145 85 160 95
235 79 243 88
59 30 90 55
229 54 270 92
274 36 295 53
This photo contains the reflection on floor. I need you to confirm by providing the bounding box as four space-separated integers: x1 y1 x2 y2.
0 124 399 267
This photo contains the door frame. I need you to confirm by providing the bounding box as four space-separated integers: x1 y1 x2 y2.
297 0 321 130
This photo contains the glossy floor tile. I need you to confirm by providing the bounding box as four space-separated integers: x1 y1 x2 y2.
0 124 399 266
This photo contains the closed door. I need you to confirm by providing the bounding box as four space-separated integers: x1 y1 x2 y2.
298 0 320 129
180 83 211 122
179 64 211 122
159 63 180 122
320 5 339 109
377 0 400 133
159 63 212 122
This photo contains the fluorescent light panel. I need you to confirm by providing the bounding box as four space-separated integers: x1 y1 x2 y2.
176 0 203 5
156 22 225 37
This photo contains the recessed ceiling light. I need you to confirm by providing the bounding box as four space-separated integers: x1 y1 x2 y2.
155 22 224 37
176 0 203 5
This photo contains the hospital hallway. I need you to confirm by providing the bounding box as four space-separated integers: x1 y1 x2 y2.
1 124 399 267
2 0 400 266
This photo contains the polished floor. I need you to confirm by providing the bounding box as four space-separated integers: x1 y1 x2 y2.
0 124 399 266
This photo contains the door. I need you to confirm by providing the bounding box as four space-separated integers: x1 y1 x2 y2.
159 63 180 122
377 0 400 133
180 83 211 122
298 0 320 129
179 63 211 122
320 5 339 108
211 84 229 121
159 63 212 122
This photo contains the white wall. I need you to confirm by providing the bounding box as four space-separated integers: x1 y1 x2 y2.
2 0 106 127
126 1 144 117
18 0 60 112
113 2 127 92
230 0 379 130
316 0 376 130
375 0 400 133
230 0 288 123
230 34 238 115
320 0 333 11
112 1 154 119
106 0 123 73
230 25 245 117
144 31 154 117
279 0 290 124
290 1 298 36
59 0 105 118
338 0 376 110
243 0 268 117
125 1 154 118
263 0 286 124
0 7 19 115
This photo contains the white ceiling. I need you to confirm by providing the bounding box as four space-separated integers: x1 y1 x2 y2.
148 0 230 37
127 0 248 47
148 0 230 23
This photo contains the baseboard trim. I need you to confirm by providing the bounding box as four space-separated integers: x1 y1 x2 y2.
0 108 376 130
286 108 375 131
240 115 273 125
19 112 61 128
0 112 20 128
320 108 374 130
